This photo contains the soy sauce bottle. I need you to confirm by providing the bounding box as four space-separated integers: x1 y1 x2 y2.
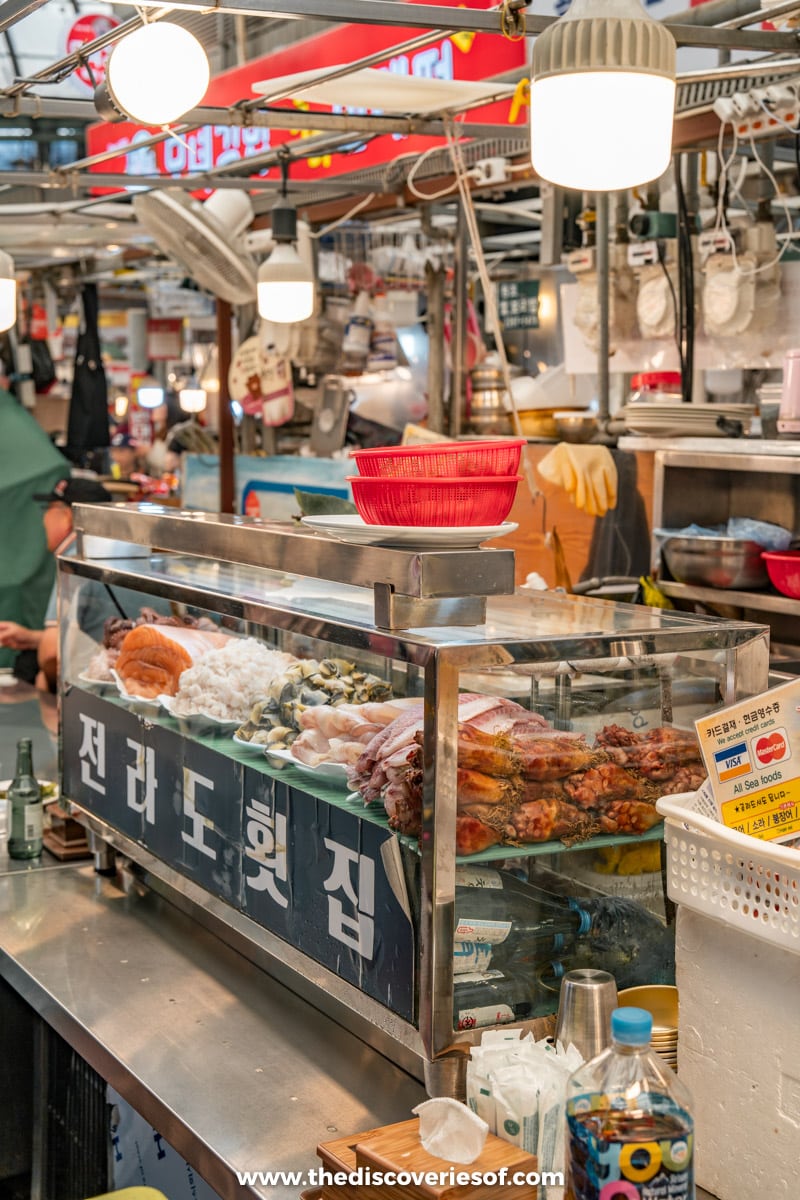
8 738 43 859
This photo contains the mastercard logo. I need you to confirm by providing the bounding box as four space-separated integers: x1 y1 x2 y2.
755 731 787 765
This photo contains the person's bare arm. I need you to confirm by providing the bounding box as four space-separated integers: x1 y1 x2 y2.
0 622 43 650
36 626 59 692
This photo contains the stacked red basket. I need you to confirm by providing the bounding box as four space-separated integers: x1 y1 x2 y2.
347 440 525 527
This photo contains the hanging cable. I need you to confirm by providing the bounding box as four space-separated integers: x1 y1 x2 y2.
310 192 378 239
657 240 682 379
407 143 460 201
444 118 536 482
675 158 694 403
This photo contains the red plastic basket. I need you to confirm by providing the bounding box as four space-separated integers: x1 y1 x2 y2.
348 474 521 526
350 439 525 479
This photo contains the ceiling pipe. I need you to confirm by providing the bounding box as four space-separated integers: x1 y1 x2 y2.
664 0 761 24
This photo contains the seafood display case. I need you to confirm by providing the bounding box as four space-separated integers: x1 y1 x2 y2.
58 505 769 1093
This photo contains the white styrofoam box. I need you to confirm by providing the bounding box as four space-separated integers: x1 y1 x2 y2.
108 1086 222 1200
677 907 800 1200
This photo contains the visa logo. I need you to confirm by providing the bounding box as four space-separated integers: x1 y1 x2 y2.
714 741 752 782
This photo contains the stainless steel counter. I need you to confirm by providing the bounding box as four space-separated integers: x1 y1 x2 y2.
0 864 425 1200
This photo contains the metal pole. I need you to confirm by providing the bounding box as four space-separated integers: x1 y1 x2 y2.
450 200 468 439
425 259 446 435
665 0 758 23
217 299 235 515
596 192 610 427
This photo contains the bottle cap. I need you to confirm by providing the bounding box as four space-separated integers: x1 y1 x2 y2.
611 1007 652 1045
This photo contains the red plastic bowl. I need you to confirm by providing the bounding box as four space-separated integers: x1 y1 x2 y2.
348 474 521 527
762 549 800 599
350 439 525 479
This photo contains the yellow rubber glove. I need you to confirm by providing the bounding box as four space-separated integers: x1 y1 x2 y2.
536 443 618 517
536 442 574 493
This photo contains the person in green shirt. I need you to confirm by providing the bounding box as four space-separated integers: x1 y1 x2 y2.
0 476 112 686
0 389 69 669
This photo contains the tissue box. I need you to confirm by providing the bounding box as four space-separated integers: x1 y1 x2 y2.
315 1119 538 1200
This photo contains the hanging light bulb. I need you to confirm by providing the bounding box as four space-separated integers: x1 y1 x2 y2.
530 0 676 192
257 155 315 325
137 376 164 408
97 22 210 126
258 240 315 324
0 250 17 333
179 382 207 413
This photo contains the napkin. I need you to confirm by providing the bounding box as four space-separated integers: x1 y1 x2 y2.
412 1098 489 1164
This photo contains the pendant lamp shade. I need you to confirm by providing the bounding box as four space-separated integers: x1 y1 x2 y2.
531 0 677 192
105 23 210 125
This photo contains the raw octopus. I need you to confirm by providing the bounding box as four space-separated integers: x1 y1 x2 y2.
290 699 420 766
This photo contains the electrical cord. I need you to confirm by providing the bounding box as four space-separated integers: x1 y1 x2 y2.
406 143 460 201
713 120 790 277
656 240 682 376
310 192 377 239
723 134 794 277
443 120 540 484
675 160 694 404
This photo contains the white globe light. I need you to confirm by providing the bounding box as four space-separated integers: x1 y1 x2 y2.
531 72 676 192
138 384 164 409
107 24 210 126
257 244 315 324
0 249 16 333
180 386 207 413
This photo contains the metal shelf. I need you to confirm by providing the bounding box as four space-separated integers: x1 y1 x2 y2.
660 581 800 615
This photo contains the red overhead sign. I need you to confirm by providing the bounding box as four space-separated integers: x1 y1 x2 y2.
85 0 527 190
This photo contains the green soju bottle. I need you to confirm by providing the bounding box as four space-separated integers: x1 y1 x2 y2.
8 738 43 859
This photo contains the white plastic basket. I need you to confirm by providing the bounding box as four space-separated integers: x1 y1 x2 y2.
656 790 800 956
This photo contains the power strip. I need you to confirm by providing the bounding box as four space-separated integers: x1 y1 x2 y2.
714 85 799 140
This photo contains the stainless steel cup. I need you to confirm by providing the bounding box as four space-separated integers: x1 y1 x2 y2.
555 968 617 1061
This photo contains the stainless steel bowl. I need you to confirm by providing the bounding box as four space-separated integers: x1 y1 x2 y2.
659 534 769 590
554 411 599 443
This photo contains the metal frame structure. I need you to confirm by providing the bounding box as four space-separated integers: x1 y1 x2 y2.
0 0 797 204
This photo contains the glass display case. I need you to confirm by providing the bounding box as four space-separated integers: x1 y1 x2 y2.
58 505 769 1094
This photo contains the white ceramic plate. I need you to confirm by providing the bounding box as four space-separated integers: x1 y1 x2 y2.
77 672 115 692
157 695 240 733
301 514 518 549
264 744 350 782
232 732 269 752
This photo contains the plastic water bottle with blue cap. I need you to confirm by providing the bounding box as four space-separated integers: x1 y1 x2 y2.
565 1007 695 1200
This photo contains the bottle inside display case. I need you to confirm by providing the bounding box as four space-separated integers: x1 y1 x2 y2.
56 506 769 1085
451 864 675 1030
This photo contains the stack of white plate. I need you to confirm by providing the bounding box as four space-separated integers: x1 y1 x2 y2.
618 985 679 1071
620 403 755 438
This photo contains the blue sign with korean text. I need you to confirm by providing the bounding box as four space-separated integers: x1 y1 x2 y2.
62 686 415 1022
